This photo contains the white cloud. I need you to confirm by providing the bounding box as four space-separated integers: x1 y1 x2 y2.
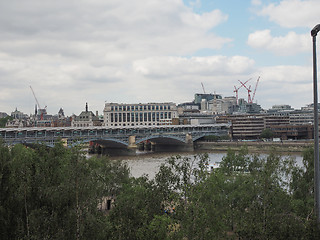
180 9 228 29
131 55 257 105
0 0 315 116
251 0 262 6
0 0 231 115
255 65 312 108
258 0 320 28
133 56 255 77
247 29 310 55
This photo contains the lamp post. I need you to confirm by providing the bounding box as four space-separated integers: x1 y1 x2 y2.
311 24 320 224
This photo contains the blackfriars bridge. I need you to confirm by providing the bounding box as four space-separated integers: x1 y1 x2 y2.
0 124 230 154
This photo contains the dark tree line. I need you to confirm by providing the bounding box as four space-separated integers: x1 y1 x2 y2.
0 140 129 239
0 116 13 128
0 139 320 239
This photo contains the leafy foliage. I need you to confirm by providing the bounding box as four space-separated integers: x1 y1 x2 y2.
260 128 274 139
1 141 320 239
0 141 130 240
0 116 13 128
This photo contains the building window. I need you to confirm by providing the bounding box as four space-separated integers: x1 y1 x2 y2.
131 113 134 122
111 113 114 122
135 113 139 122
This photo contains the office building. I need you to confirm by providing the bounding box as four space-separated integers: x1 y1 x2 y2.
103 102 178 127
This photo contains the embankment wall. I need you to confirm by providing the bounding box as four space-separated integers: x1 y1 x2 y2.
195 140 313 153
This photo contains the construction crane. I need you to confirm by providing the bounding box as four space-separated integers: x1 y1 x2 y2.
234 78 251 104
201 82 206 94
251 76 260 103
238 77 260 104
29 86 47 120
238 80 252 103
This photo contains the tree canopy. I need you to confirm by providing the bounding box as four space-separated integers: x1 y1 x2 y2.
0 141 319 239
260 128 274 139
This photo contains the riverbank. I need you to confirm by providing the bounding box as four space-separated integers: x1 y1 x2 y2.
195 140 313 153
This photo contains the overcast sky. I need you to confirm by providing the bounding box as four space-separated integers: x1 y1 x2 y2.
0 0 319 116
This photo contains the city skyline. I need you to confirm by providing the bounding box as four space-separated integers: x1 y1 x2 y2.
0 0 319 116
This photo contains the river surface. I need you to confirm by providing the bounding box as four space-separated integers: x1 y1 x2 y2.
108 150 304 179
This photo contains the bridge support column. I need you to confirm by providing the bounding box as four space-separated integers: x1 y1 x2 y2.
183 133 194 151
128 135 137 149
185 133 193 144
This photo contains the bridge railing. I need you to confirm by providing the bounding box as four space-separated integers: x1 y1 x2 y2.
0 124 230 146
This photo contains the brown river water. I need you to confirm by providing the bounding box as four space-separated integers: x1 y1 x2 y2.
106 150 303 179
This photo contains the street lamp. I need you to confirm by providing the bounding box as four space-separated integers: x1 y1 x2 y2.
311 24 320 224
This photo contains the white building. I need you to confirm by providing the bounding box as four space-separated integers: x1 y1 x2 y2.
208 96 237 114
103 102 178 127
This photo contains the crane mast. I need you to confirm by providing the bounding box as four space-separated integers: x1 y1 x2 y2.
236 77 260 104
29 86 47 120
201 82 206 94
29 86 41 110
251 76 260 103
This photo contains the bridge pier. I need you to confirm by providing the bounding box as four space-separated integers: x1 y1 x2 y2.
152 143 194 152
137 141 152 151
89 141 136 156
128 135 137 149
102 147 136 156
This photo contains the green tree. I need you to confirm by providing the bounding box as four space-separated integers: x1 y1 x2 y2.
0 116 12 128
107 176 163 240
290 147 320 239
260 128 274 139
220 146 250 174
217 148 311 239
0 141 131 240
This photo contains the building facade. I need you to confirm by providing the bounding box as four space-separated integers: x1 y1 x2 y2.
103 102 178 127
72 103 101 127
216 114 291 139
208 96 237 114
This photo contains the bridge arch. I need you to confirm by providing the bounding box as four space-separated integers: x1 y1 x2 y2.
192 134 207 142
136 135 186 144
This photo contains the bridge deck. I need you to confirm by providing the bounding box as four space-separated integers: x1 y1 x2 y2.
0 124 230 146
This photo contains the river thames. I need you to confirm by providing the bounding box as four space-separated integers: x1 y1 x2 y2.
108 150 304 179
